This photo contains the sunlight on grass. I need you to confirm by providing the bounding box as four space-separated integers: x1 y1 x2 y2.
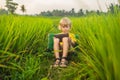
0 12 120 80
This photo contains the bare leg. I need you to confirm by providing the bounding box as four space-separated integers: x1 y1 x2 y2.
53 37 60 67
54 37 60 58
60 37 69 67
62 37 69 58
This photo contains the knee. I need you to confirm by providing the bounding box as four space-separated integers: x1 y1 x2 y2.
62 37 69 42
54 37 60 43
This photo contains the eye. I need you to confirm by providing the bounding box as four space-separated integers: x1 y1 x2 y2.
62 24 69 28
62 26 69 28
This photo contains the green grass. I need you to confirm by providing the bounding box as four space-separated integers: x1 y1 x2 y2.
0 13 120 80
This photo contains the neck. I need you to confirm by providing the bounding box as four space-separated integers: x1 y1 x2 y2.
62 32 69 34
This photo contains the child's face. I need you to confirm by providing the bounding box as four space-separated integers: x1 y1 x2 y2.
61 24 70 33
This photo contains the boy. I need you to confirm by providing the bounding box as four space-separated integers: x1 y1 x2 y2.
53 17 77 67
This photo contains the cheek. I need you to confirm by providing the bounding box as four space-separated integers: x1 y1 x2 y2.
61 28 64 30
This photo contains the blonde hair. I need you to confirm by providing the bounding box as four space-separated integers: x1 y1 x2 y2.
58 17 72 30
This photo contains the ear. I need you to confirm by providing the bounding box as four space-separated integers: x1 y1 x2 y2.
58 25 61 30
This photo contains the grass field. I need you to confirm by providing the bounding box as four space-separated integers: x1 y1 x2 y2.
0 13 120 80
